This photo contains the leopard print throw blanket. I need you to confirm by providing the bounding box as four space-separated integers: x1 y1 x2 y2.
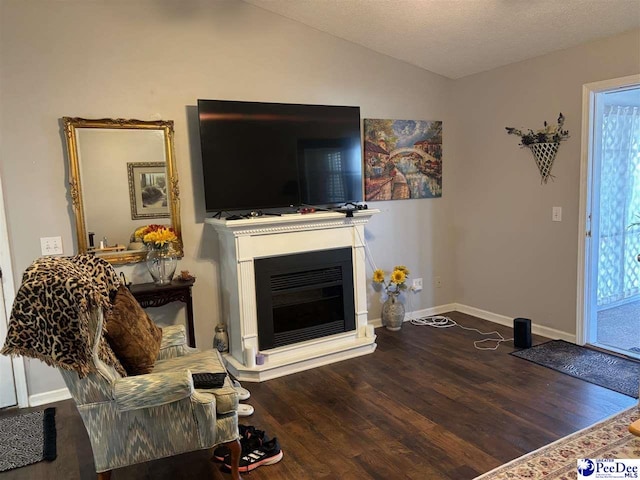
1 255 126 377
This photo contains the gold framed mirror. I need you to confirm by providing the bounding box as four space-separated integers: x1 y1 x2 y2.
63 117 183 265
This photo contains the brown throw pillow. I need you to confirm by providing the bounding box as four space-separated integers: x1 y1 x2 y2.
104 285 162 375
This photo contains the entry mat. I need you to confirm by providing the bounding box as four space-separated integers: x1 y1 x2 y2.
0 407 57 472
511 340 639 398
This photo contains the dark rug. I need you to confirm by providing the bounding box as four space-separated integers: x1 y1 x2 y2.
0 407 56 472
511 340 640 398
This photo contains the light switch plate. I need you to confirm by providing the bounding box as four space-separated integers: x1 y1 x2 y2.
40 236 63 255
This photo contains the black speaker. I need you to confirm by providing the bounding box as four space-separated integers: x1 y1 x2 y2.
513 317 532 349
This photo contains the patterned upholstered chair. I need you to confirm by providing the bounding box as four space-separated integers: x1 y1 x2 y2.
1 256 241 480
60 311 242 480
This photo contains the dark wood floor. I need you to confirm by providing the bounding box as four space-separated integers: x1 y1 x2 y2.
1 312 636 480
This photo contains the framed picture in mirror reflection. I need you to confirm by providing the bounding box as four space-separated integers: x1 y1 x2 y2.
127 162 170 220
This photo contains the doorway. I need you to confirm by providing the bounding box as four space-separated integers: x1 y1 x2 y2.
578 75 640 359
0 269 17 408
0 171 23 408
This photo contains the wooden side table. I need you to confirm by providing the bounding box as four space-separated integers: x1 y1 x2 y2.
129 278 196 347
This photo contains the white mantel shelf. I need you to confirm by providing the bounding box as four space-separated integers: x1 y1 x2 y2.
206 209 379 382
205 209 379 234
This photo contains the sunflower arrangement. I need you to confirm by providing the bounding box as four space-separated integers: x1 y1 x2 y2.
132 224 177 249
372 265 410 295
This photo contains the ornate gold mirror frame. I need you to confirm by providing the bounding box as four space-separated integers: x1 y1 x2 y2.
63 117 183 265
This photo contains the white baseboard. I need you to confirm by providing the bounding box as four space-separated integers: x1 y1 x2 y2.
454 303 575 342
408 303 458 321
29 387 70 407
371 302 575 343
369 303 456 329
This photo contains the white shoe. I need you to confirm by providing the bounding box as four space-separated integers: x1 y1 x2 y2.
238 403 254 417
232 379 251 401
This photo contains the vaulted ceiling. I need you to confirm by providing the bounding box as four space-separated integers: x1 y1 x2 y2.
243 0 640 79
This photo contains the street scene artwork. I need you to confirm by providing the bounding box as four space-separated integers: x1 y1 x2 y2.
364 119 442 201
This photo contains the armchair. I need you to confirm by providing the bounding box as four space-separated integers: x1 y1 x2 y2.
1 255 241 479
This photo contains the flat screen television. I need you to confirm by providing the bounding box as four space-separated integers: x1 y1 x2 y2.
197 99 363 214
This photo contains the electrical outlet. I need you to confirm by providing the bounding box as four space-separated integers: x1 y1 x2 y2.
552 206 562 222
40 236 63 255
411 278 423 292
434 276 442 288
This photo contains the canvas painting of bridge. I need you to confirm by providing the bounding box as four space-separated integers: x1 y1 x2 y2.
363 118 442 201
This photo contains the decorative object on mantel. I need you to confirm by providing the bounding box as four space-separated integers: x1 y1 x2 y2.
506 113 569 184
373 266 410 331
138 224 178 285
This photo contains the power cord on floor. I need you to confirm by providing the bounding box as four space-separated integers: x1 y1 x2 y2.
355 226 512 351
410 315 514 350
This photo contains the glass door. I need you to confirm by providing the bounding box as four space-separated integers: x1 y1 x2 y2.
0 271 17 408
0 171 23 408
587 85 640 358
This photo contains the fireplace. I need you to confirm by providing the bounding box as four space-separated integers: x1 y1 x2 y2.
255 248 355 350
206 209 378 381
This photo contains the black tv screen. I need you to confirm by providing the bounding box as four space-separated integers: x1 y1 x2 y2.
197 99 363 213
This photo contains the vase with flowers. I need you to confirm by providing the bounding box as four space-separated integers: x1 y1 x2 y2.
373 265 409 331
138 224 178 286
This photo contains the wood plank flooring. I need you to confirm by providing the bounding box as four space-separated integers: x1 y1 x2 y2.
1 312 636 480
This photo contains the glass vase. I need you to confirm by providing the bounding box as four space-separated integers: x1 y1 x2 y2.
146 245 177 286
213 323 229 353
381 291 405 331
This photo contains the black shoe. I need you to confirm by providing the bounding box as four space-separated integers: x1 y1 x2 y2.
212 425 268 462
223 437 283 473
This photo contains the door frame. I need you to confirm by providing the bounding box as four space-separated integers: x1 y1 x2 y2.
0 173 28 407
576 74 640 346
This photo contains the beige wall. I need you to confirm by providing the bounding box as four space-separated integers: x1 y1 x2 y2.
449 29 640 334
2 0 638 399
0 0 452 396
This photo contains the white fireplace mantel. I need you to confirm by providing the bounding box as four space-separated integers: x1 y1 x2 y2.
206 209 379 381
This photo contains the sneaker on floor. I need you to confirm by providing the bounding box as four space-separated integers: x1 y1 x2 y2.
223 437 283 473
237 404 254 417
232 380 251 401
212 425 269 462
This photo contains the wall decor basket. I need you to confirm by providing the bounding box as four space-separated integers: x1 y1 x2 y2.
528 142 559 184
505 113 569 184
